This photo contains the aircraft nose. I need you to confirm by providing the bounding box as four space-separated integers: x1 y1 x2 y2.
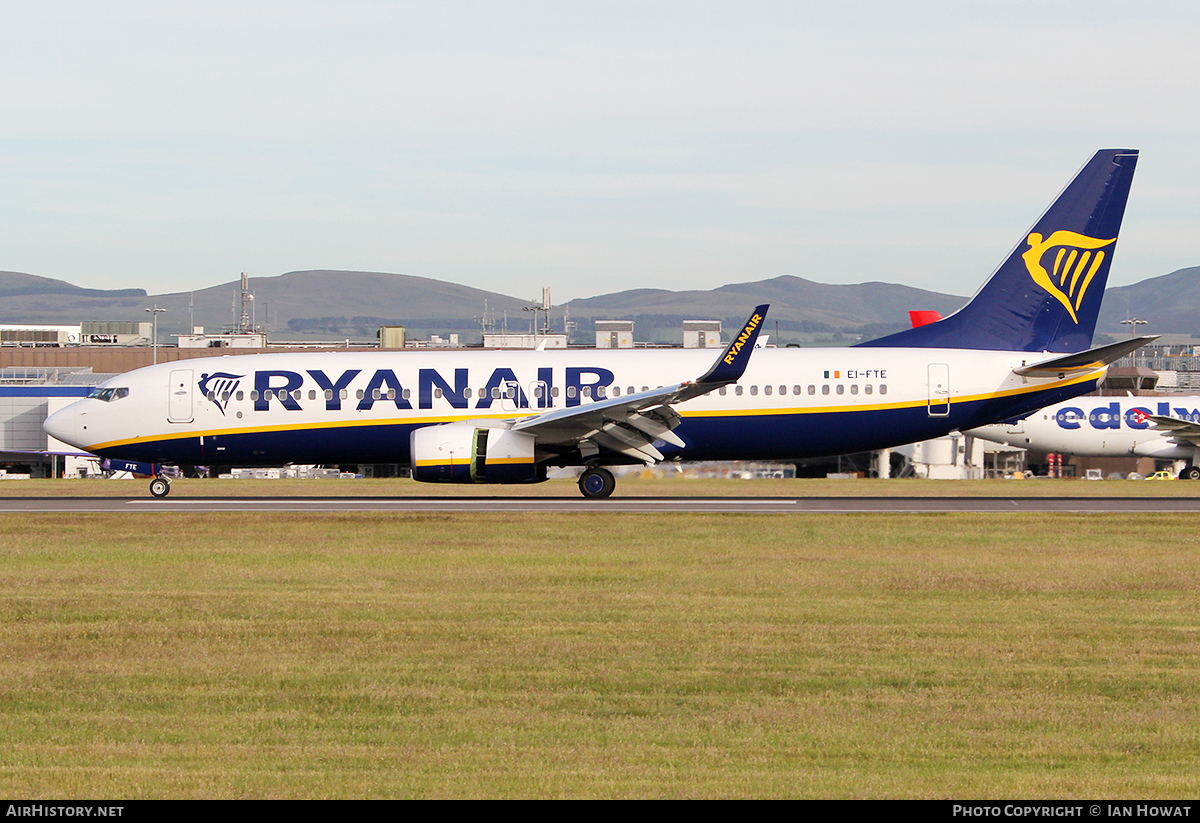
43 403 80 448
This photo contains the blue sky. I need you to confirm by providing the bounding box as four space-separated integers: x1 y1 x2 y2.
2 1 1198 301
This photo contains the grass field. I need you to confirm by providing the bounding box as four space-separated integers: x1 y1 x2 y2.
2 503 1199 798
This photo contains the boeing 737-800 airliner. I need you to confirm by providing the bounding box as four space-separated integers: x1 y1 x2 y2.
45 149 1149 498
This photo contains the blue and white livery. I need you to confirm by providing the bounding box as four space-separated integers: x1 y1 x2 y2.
970 396 1200 479
44 150 1149 497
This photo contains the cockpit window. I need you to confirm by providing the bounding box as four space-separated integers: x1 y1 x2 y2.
87 387 129 402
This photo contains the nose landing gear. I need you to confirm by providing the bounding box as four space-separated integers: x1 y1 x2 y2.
149 476 171 498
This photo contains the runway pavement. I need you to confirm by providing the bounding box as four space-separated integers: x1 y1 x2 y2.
4 495 1200 513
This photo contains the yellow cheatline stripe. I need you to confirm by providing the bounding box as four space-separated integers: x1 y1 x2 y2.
684 369 1103 418
86 369 1103 451
86 411 519 452
413 457 532 467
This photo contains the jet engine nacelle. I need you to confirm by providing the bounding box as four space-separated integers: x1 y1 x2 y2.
410 422 545 484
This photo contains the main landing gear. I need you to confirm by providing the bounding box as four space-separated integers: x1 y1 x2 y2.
149 476 172 498
578 467 616 499
1181 465 1200 480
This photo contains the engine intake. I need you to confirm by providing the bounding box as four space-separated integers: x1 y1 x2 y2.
410 423 544 484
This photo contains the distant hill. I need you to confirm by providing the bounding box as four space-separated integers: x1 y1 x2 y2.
565 275 967 341
0 270 533 340
0 271 145 300
1 264 1197 343
1099 267 1200 337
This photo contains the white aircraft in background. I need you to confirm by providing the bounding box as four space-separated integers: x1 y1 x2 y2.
970 396 1200 479
45 149 1150 498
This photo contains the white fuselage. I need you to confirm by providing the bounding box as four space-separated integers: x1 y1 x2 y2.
44 345 1105 470
970 396 1200 459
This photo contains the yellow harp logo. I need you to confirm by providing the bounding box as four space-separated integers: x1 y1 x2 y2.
1022 231 1116 324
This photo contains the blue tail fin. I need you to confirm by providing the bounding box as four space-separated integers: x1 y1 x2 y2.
857 149 1138 352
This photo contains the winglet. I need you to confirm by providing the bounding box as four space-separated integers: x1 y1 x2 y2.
696 304 769 385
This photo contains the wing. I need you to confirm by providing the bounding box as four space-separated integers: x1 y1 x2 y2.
1146 415 1200 447
1 448 98 458
510 304 769 464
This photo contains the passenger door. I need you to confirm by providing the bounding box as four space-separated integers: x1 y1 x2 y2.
168 369 194 423
927 363 950 417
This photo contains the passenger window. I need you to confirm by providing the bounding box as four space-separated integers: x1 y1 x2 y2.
387 389 395 400
719 386 727 396
735 385 744 396
251 390 259 401
356 389 364 399
865 385 873 395
567 386 577 398
836 385 844 395
880 385 888 395
764 385 772 395
627 386 634 395
552 387 560 397
582 386 592 397
324 389 333 400
464 388 473 399
435 388 443 398
807 385 815 395
308 390 316 400
750 386 758 396
850 385 858 395
236 391 244 401
595 386 605 398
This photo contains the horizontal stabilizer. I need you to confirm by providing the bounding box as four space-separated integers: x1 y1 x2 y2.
1012 336 1157 377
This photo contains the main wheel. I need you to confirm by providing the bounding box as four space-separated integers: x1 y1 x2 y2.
149 477 171 498
1181 465 1200 480
578 467 616 499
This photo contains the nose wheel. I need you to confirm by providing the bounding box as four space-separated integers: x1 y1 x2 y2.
578 467 615 499
149 477 171 498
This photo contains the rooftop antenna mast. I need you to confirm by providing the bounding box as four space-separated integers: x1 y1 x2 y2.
474 299 496 334
523 287 553 339
236 272 256 334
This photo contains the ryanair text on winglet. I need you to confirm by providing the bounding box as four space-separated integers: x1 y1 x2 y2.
723 313 763 365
